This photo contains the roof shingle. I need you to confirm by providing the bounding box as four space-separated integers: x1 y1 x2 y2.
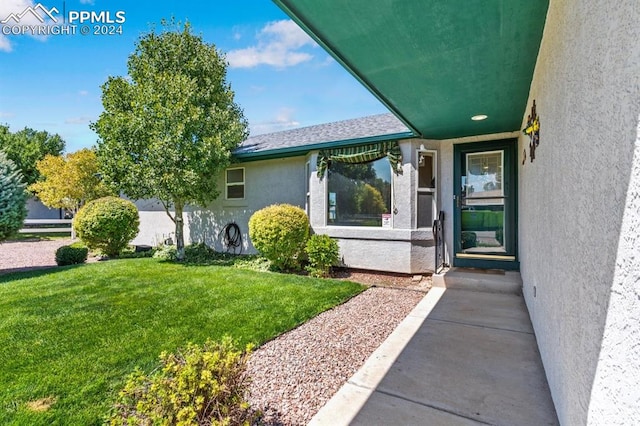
234 113 412 158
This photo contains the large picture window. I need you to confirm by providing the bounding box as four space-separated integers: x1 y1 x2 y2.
327 157 391 227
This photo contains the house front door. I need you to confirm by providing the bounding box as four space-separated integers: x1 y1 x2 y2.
453 139 518 270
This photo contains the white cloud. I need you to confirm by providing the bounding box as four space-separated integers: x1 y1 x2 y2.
78 90 89 96
65 116 93 125
251 107 301 134
227 20 317 69
1 0 57 26
0 35 11 52
0 111 15 118
0 0 59 51
231 25 243 41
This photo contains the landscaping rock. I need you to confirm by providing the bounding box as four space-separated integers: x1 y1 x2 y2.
247 287 425 425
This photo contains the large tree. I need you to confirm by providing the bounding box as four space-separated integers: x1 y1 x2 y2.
0 151 28 242
0 125 65 185
28 148 113 215
92 20 248 259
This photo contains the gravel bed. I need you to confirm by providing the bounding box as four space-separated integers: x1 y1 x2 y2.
0 238 74 274
247 287 425 425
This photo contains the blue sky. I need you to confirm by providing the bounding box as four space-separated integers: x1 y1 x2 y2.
0 0 387 152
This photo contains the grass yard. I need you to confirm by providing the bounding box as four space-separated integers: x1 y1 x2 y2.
0 258 364 425
9 232 72 241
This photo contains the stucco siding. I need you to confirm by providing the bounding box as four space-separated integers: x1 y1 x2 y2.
188 156 307 253
131 199 187 247
519 0 640 423
133 157 307 251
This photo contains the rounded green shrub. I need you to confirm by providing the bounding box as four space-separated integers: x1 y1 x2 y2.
55 243 89 266
248 204 309 271
73 196 139 257
0 151 28 242
108 337 256 426
305 234 340 278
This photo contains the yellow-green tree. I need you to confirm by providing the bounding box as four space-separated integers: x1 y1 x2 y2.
29 148 113 215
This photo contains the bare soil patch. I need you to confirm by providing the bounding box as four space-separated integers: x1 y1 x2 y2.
332 267 432 292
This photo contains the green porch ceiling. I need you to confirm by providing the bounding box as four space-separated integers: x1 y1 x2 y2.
273 0 549 139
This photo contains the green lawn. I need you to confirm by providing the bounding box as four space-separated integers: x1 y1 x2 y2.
8 232 71 241
0 258 364 425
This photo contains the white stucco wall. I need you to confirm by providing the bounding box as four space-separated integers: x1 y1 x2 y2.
133 157 307 251
131 198 181 247
519 0 640 424
187 156 307 253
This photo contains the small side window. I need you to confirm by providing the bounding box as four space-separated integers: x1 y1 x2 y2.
417 150 437 228
226 168 245 199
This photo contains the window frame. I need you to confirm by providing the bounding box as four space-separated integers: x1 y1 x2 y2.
416 149 437 229
225 167 245 200
305 161 311 216
325 157 394 228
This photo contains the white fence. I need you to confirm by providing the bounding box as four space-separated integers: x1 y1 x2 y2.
20 219 72 233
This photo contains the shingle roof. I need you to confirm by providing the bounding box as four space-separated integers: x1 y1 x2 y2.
234 113 413 159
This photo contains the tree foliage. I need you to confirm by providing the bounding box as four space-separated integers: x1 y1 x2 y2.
28 149 113 213
92 19 248 259
355 183 387 215
0 151 28 241
0 124 65 185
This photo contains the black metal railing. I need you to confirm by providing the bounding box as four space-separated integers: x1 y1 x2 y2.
433 211 445 274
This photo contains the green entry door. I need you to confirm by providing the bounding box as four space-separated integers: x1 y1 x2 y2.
453 139 518 270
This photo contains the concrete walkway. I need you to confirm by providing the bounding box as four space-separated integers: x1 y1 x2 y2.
310 283 558 425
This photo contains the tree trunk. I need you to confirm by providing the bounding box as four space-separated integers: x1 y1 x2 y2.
71 206 78 240
175 202 185 260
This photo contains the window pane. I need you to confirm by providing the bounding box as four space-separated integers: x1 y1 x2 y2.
327 157 391 227
465 152 503 202
227 185 244 199
417 192 433 228
461 204 505 253
418 152 435 188
227 169 244 184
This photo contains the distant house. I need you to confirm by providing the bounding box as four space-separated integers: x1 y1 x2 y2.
25 197 63 220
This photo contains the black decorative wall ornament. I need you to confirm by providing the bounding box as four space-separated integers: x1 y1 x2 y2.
523 100 540 162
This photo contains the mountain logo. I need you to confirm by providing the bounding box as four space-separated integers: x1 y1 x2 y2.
1 4 60 25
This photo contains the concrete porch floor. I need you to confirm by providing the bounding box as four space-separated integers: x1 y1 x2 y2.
310 271 558 425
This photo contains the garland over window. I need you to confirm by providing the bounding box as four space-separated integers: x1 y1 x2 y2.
316 141 402 179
